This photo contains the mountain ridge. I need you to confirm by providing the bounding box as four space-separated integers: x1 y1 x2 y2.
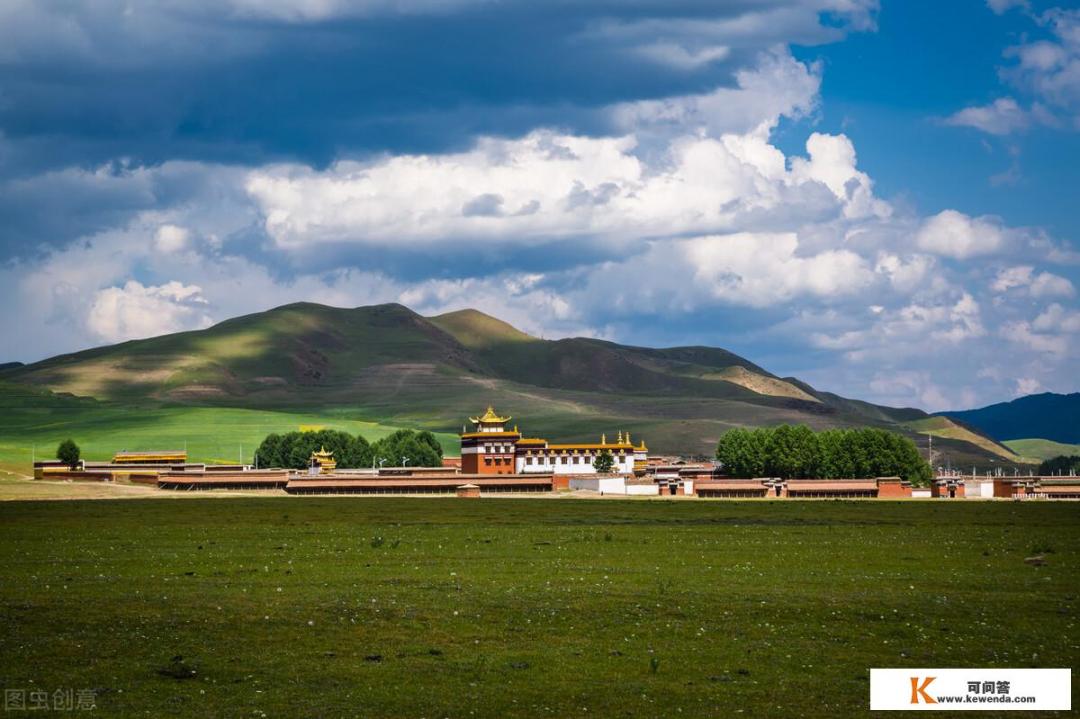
4 301 1008 461
937 392 1080 445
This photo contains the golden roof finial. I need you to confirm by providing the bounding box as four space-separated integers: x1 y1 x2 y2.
601 433 606 444
626 431 631 444
469 406 511 424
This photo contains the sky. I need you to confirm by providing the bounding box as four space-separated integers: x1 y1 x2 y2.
1 0 1078 412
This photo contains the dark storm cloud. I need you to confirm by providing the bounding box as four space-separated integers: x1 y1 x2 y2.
0 0 874 170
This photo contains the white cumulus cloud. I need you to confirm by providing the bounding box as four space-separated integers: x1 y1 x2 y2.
86 280 212 343
915 210 1009 259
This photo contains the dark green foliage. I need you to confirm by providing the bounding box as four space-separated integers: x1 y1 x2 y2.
716 425 933 486
371 429 443 468
55 438 80 469
593 449 615 474
1038 455 1080 475
254 430 372 469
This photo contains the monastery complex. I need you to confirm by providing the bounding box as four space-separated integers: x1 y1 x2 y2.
30 406 1080 500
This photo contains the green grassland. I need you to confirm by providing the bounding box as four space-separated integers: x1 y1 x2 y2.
0 383 458 475
1005 438 1080 462
0 499 1076 717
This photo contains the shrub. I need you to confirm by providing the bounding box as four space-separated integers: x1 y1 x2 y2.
56 438 81 470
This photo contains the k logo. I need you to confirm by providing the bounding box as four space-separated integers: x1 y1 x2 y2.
910 676 938 704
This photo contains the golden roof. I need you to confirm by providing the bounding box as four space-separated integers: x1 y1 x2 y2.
311 445 335 459
469 406 511 424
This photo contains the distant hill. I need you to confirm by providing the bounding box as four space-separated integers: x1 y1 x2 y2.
0 362 23 371
938 393 1080 444
4 302 1009 461
904 416 1022 462
1004 438 1080 462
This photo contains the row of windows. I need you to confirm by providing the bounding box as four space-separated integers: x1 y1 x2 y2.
524 456 626 465
480 445 629 459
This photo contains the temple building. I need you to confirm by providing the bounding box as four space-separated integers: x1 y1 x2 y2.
310 446 336 474
460 407 647 476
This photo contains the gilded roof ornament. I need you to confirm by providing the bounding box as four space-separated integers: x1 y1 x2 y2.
469 406 512 424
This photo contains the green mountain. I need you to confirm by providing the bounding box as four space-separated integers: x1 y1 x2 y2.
1004 438 1080 462
937 393 1080 445
5 302 1012 462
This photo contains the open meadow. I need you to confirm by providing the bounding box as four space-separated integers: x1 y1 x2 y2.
0 383 458 476
0 498 1076 717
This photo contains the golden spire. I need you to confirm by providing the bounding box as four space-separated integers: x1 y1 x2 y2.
617 430 623 443
469 406 512 424
601 433 606 444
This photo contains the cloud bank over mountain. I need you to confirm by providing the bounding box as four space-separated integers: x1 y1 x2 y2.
0 0 1076 412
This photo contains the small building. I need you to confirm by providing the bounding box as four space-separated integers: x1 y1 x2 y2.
1033 478 1080 499
157 470 290 491
932 477 965 498
568 474 629 494
876 477 912 498
784 479 878 498
284 473 553 495
112 450 187 465
694 479 769 498
964 477 995 498
456 483 481 498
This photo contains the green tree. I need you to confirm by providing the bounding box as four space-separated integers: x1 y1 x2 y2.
715 424 932 484
1038 455 1080 475
254 430 373 470
763 424 819 478
593 449 615 474
56 438 81 469
371 429 442 468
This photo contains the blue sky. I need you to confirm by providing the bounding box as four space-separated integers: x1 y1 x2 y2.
1 0 1078 411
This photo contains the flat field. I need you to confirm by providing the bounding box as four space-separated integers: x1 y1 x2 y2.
0 499 1076 717
0 383 458 476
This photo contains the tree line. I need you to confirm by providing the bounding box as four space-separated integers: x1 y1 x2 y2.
715 425 932 485
254 428 443 470
1038 455 1080 475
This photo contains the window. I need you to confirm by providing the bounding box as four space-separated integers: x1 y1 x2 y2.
573 456 580 464
526 457 533 465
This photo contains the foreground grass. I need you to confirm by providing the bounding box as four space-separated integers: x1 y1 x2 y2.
0 499 1076 717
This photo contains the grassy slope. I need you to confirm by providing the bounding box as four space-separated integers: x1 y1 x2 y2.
4 302 1010 463
1005 438 1080 462
0 499 1076 718
0 383 457 475
904 416 1022 461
